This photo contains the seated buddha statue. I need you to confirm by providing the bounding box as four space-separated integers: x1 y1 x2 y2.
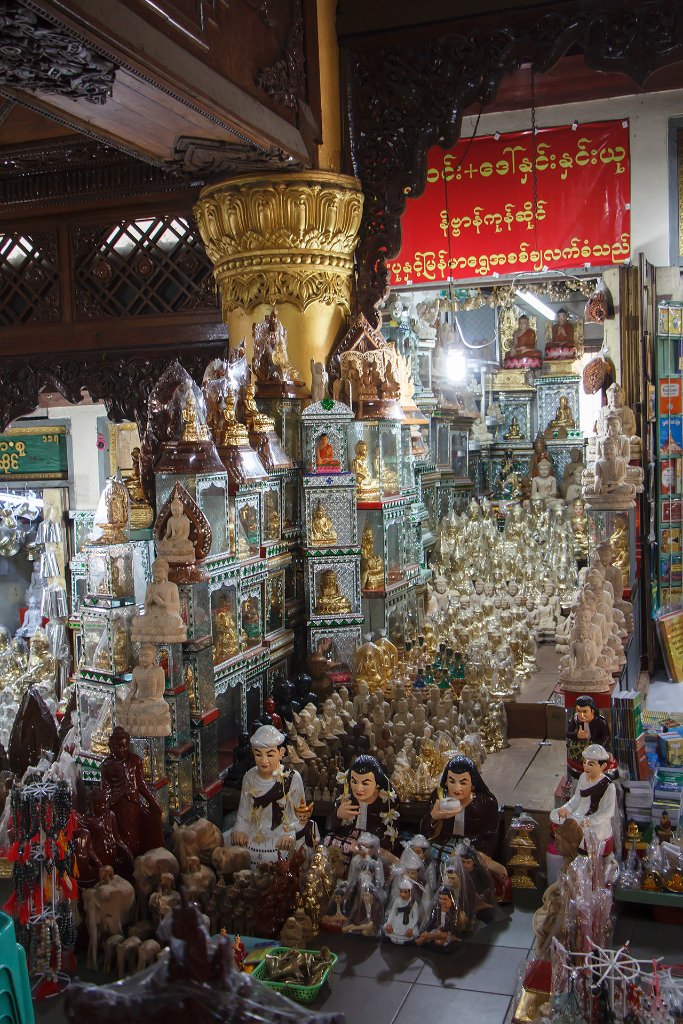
503 416 523 441
315 433 341 472
311 500 337 546
360 524 385 591
544 396 576 438
503 314 543 369
156 496 196 563
315 569 352 616
18 626 57 693
213 600 239 664
354 640 386 692
352 440 380 501
241 597 262 646
545 308 577 360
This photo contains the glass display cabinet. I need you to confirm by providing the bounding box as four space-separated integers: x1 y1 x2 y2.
301 398 354 475
210 571 240 668
348 420 403 502
303 474 357 549
306 552 362 621
240 582 263 649
235 489 262 561
85 544 135 606
261 481 282 549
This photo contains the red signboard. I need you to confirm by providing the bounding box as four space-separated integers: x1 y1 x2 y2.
389 120 630 286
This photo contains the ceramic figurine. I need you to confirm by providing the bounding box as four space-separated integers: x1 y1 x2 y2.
565 695 610 782
343 832 385 913
131 557 187 643
100 727 165 857
229 725 305 863
326 754 399 859
551 744 616 852
414 886 462 949
310 360 329 403
383 876 420 944
119 643 171 738
503 315 542 369
294 797 321 851
421 754 500 865
341 877 384 938
470 414 493 443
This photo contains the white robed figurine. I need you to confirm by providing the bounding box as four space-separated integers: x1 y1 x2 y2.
551 744 616 851
383 876 421 944
228 725 304 863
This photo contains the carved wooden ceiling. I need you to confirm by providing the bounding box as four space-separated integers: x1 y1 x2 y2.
0 0 315 204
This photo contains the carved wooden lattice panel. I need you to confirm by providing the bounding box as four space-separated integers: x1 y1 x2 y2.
72 215 218 319
0 231 60 326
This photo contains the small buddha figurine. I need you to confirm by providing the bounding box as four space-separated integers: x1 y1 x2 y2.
315 433 341 472
241 597 262 646
353 440 380 501
360 524 385 591
503 416 523 441
252 309 304 385
264 491 280 540
597 382 637 442
89 475 130 546
561 449 585 502
180 386 210 442
131 556 187 643
213 597 239 664
124 447 154 529
239 504 259 547
530 459 559 502
583 438 636 509
545 308 577 360
470 414 493 443
119 642 170 738
315 569 352 616
544 396 576 438
494 452 521 499
503 314 543 369
311 500 337 546
17 626 56 694
156 496 196 563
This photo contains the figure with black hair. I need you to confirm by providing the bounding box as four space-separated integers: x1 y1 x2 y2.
421 755 501 869
566 695 610 782
325 754 399 868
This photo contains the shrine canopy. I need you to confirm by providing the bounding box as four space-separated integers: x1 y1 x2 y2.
388 120 630 286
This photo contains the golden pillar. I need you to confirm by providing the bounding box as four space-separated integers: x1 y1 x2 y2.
194 171 363 386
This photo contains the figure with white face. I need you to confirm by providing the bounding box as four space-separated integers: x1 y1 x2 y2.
552 744 616 850
229 724 304 863
325 754 399 867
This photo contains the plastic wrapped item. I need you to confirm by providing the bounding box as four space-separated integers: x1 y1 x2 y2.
340 877 384 938
383 876 421 944
414 885 465 951
506 809 540 889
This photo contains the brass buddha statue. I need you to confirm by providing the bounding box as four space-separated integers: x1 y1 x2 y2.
124 447 154 529
360 524 384 591
544 396 576 438
503 416 523 441
213 601 239 664
89 475 130 546
352 440 380 501
315 569 352 616
311 500 337 546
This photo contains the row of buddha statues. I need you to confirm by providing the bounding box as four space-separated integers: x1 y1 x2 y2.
558 540 632 692
471 395 578 447
282 673 506 806
582 384 643 509
492 435 585 505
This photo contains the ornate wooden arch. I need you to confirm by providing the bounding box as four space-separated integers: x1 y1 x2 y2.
343 0 683 320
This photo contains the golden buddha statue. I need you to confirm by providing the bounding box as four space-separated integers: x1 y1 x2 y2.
311 500 337 546
360 524 384 590
315 569 352 616
354 639 386 692
114 625 133 673
503 416 523 441
19 627 56 691
610 516 630 577
352 440 380 501
90 703 113 756
180 387 210 443
571 499 589 559
544 396 576 438
124 447 154 529
264 492 280 541
213 602 239 664
89 475 130 546
373 445 400 496
185 663 197 714
243 383 259 430
218 392 250 448
376 635 399 675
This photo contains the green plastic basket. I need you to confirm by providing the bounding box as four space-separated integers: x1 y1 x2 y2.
252 946 337 1004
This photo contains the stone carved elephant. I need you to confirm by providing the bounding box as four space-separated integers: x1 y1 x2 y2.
82 867 135 970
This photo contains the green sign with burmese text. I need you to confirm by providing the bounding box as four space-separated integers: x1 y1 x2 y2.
0 426 68 480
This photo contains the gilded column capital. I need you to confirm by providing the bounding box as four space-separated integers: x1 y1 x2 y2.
194 171 363 316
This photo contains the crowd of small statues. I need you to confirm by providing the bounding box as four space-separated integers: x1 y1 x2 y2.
280 675 504 806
